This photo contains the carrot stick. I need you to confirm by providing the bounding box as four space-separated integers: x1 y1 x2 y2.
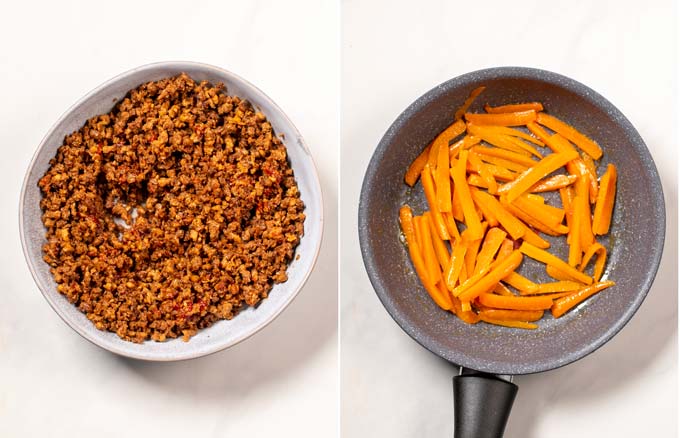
560 186 575 230
504 135 543 158
567 158 598 204
405 143 432 186
445 242 467 291
455 86 486 121
478 315 538 329
467 174 490 189
524 281 583 295
470 124 544 146
568 195 583 266
473 228 507 275
467 152 498 195
546 265 580 282
420 166 451 241
484 102 544 114
502 201 562 237
464 237 483 278
451 186 465 222
592 164 617 235
471 146 537 168
416 215 440 282
496 239 515 261
500 148 579 202
545 132 578 155
579 154 599 203
551 281 615 318
579 242 607 282
526 227 553 249
472 192 500 227
466 158 518 182
512 194 565 229
449 135 481 159
431 120 466 164
539 291 575 300
400 207 452 310
425 212 450 271
519 241 593 285
503 271 539 293
450 151 484 240
457 251 523 302
465 110 537 127
536 112 603 159
574 174 594 249
477 293 553 311
493 282 516 296
469 189 526 240
435 136 453 213
526 121 552 143
479 308 544 322
442 212 461 242
530 174 578 193
466 125 536 156
451 296 480 324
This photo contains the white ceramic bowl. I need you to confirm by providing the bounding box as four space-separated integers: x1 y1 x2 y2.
19 61 323 361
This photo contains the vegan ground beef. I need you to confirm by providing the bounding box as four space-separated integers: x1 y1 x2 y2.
38 74 305 342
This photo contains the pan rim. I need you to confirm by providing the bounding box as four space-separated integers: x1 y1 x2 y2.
358 66 666 375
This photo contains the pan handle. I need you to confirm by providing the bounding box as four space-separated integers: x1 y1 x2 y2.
453 369 518 438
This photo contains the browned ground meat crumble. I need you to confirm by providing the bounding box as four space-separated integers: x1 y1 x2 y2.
38 74 305 342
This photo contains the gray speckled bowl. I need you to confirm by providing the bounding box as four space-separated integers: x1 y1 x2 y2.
20 61 323 361
359 67 665 375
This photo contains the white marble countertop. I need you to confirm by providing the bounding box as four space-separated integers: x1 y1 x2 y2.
341 0 677 436
0 1 338 437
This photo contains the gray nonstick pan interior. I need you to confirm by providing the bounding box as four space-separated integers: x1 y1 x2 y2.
358 67 665 376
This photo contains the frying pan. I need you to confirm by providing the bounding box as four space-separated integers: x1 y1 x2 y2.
358 67 665 437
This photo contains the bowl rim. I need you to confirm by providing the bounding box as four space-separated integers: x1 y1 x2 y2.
19 61 324 361
358 66 666 375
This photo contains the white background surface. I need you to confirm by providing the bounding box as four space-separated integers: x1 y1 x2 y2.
341 0 678 437
0 1 338 437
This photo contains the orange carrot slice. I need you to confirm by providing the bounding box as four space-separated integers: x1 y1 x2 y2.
470 124 544 146
470 189 525 240
500 147 579 202
484 102 544 114
455 86 486 121
503 271 539 293
471 146 537 168
531 174 578 193
592 164 617 235
579 242 607 282
519 242 593 285
451 151 484 240
425 212 450 271
457 251 524 302
400 207 452 310
524 281 583 295
445 242 467 291
405 142 432 186
477 293 553 311
465 110 537 127
479 309 544 322
478 315 538 329
420 166 450 241
435 136 453 213
551 281 615 318
473 227 507 275
536 112 603 159
467 152 498 195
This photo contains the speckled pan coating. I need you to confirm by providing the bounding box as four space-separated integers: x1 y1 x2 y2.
358 67 665 375
20 61 323 361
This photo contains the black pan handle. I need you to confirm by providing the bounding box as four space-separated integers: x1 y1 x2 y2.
453 369 518 438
